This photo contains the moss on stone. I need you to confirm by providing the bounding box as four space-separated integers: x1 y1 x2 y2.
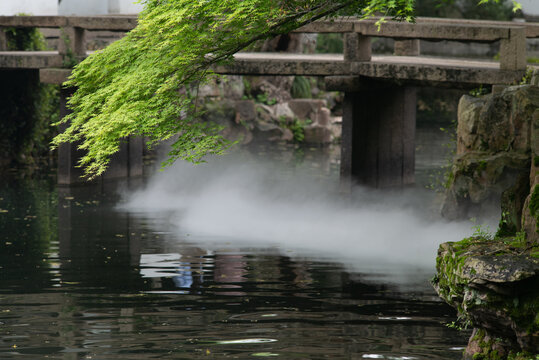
433 237 539 357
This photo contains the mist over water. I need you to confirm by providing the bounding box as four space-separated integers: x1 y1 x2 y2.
122 149 479 281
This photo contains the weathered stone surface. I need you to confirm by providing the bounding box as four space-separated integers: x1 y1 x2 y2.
222 75 245 100
457 95 485 154
314 107 331 126
0 29 6 51
394 39 420 56
235 100 256 125
500 27 527 71
288 99 325 121
522 109 539 245
39 68 71 84
355 20 511 41
433 239 539 357
0 51 63 68
304 125 333 144
441 152 530 220
248 76 292 103
273 103 295 121
444 86 539 224
213 52 526 86
201 100 252 144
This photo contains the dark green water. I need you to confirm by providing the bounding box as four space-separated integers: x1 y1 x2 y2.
0 136 471 359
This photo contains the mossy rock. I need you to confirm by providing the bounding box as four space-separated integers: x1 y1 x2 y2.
442 152 530 220
433 238 539 356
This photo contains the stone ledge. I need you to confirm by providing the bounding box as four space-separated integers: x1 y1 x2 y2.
433 238 538 357
39 68 71 84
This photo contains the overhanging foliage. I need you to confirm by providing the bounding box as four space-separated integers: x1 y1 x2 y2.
51 0 416 179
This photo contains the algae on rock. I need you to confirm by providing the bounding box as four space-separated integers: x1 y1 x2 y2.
442 86 539 241
432 238 538 358
436 84 539 359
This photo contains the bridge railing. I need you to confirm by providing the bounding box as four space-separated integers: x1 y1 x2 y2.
295 18 538 71
0 15 137 58
0 15 537 71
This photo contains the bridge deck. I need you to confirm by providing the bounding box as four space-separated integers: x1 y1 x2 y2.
222 53 514 85
0 50 526 86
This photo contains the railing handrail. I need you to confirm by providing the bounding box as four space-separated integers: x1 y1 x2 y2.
0 15 534 71
295 17 539 41
0 15 137 31
0 14 537 39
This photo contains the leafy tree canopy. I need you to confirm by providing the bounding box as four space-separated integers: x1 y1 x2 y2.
51 0 509 179
415 0 517 21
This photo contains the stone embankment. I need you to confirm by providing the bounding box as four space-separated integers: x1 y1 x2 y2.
434 82 539 359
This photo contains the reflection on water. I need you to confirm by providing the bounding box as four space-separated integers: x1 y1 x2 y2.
0 131 471 359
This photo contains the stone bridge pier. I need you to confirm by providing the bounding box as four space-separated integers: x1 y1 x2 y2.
339 82 416 188
328 34 419 189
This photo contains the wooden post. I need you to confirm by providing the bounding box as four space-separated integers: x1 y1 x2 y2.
344 33 371 62
394 39 420 56
500 27 526 70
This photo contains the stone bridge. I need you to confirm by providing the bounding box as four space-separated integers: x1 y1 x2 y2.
0 15 537 186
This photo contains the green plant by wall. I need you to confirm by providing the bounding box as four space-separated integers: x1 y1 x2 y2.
291 76 312 99
469 85 491 97
415 0 516 20
255 93 277 105
59 28 78 68
315 33 343 54
4 27 47 51
0 26 59 169
279 116 310 142
519 67 534 85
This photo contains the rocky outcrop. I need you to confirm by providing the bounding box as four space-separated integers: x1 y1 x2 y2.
199 76 341 145
436 84 539 359
442 85 539 241
433 238 539 359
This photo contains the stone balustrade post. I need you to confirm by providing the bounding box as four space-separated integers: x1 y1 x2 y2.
500 27 526 71
58 26 86 59
344 33 371 62
394 39 420 56
0 28 7 51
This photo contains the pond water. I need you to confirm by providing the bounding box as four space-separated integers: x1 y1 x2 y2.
0 125 475 359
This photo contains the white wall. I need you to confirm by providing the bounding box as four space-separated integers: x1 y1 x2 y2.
0 0 57 15
58 0 109 15
519 0 539 16
108 0 143 14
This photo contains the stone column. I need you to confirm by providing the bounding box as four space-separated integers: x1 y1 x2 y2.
500 27 526 71
340 81 416 188
0 28 7 51
344 33 371 62
58 26 86 63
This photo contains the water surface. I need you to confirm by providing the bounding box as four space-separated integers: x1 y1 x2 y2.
0 138 472 359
